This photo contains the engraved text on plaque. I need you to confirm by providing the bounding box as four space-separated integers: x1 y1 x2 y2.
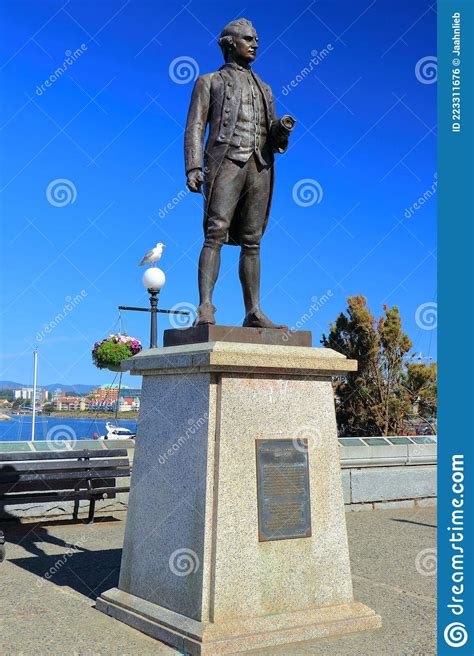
256 439 311 542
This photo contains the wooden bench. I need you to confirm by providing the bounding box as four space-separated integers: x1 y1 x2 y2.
0 448 131 560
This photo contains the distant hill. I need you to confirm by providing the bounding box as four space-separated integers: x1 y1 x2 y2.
0 381 23 390
0 381 98 394
44 383 99 394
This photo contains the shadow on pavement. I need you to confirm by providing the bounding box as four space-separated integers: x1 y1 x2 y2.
2 517 123 599
0 515 121 556
8 547 122 599
391 518 437 529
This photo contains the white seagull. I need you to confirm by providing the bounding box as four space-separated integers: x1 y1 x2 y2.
139 242 166 266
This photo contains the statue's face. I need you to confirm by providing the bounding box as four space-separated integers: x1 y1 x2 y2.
232 27 259 62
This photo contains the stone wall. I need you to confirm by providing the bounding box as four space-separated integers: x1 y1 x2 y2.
341 466 436 511
340 437 437 510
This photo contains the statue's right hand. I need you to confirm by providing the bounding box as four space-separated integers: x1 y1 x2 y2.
186 169 204 193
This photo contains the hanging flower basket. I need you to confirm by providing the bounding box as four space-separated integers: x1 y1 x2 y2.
92 333 142 371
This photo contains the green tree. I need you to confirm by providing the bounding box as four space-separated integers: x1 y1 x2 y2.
321 295 436 436
402 361 437 428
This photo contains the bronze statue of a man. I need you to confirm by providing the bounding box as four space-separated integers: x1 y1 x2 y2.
185 18 294 328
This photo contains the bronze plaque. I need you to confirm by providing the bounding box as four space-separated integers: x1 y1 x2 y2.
256 439 311 542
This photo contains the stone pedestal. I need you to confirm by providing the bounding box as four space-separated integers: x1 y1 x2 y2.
97 341 381 654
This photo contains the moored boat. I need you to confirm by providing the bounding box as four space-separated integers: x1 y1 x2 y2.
99 421 136 440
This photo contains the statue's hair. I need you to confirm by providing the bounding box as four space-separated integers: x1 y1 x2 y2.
218 18 254 62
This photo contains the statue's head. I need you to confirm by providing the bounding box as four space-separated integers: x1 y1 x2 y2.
218 18 258 65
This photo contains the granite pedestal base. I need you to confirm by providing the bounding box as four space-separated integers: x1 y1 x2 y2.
97 341 381 654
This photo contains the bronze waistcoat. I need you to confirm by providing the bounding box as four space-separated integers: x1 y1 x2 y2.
226 69 268 166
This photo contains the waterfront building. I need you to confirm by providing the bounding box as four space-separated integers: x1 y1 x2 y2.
86 385 141 413
116 396 140 412
54 396 86 412
90 384 127 402
14 387 49 401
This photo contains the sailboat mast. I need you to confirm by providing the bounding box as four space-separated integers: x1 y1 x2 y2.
31 349 38 441
114 371 123 423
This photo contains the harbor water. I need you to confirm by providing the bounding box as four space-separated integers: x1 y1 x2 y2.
0 415 137 442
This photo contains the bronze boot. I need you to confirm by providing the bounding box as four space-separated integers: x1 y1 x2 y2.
194 302 217 326
243 308 287 329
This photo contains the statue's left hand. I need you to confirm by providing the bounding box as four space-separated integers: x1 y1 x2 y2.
186 169 204 193
270 116 296 154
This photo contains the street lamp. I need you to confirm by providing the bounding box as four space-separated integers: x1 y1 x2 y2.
142 267 166 292
118 268 190 350
142 268 166 349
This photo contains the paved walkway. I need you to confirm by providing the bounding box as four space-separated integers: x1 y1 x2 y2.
1 507 436 655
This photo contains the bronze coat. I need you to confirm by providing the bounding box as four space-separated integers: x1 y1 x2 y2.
184 64 283 246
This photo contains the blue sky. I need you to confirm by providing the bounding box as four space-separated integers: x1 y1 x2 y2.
0 0 437 386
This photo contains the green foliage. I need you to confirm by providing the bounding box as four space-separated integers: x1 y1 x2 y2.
403 362 437 422
92 333 142 370
92 341 133 369
322 295 437 436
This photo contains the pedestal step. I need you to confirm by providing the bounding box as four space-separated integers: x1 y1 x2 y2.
97 589 381 656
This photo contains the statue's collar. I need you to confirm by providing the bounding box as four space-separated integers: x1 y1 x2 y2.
221 62 252 73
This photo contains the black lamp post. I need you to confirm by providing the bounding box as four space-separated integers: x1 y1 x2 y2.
118 267 190 349
148 288 158 349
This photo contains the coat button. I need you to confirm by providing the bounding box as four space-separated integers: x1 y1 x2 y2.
227 82 232 86
226 94 231 99
223 120 228 126
225 108 230 114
